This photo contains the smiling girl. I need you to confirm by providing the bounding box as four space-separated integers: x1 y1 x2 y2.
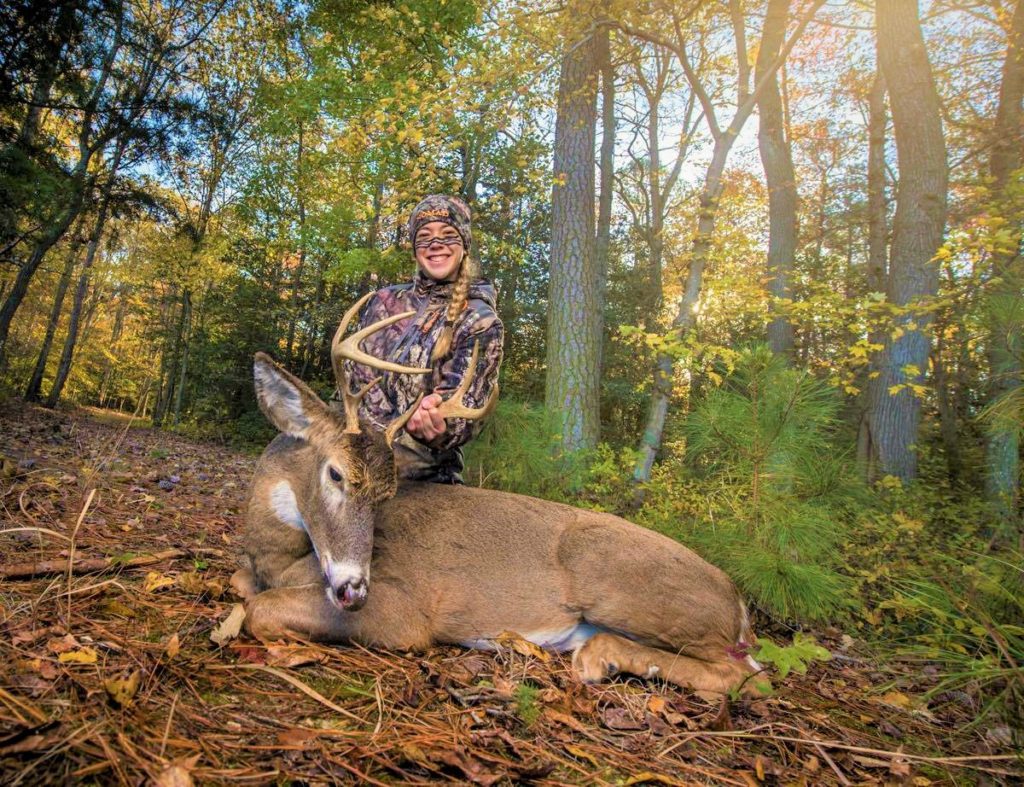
340 195 503 484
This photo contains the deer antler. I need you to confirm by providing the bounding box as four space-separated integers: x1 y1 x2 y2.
432 341 499 422
332 293 429 434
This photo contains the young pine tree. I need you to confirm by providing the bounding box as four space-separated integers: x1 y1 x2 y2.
684 346 851 621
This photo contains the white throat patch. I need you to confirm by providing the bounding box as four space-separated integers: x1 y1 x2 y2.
269 480 305 532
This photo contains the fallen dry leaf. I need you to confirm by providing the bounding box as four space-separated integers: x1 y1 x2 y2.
165 633 180 659
144 571 176 593
58 647 98 665
875 690 915 709
266 644 324 668
47 633 80 653
493 630 550 662
104 669 141 707
210 603 246 646
602 707 645 731
152 755 201 787
647 695 667 715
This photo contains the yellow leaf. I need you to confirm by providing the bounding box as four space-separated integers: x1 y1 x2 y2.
59 648 98 664
144 572 175 593
166 633 180 659
647 696 667 715
877 690 913 709
104 669 141 707
493 631 550 662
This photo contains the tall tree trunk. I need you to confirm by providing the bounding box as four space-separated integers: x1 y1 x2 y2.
44 137 127 407
633 139 735 484
24 234 84 401
154 288 187 426
857 71 890 472
985 0 1024 522
98 291 128 406
933 324 963 481
545 31 603 452
864 0 948 481
757 0 797 356
171 290 193 425
285 123 306 366
595 22 614 319
0 162 90 366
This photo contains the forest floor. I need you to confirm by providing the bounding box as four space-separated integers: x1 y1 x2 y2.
0 404 1018 785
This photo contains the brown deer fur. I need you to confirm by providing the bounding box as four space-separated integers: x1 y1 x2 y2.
236 351 767 696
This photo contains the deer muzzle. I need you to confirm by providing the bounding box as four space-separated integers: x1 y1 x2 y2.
321 555 369 611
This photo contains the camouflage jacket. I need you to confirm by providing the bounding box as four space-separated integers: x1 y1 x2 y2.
340 272 503 483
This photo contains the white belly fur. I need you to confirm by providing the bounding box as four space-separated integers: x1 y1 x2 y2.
461 622 601 653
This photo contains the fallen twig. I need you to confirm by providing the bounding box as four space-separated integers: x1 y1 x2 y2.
0 548 187 579
206 664 368 724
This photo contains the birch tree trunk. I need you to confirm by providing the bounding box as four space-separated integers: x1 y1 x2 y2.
44 133 129 407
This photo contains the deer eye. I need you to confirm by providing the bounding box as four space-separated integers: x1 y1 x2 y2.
328 466 343 484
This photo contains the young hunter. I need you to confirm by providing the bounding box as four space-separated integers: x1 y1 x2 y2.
339 194 503 484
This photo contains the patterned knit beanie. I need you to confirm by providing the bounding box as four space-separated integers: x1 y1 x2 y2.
408 195 473 256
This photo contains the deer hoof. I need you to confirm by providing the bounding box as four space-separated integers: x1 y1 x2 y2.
572 647 615 684
230 568 258 600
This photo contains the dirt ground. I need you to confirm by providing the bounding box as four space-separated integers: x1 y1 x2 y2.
0 403 1017 785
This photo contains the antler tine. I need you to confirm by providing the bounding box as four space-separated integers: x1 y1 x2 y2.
383 392 425 448
332 293 430 433
433 341 499 422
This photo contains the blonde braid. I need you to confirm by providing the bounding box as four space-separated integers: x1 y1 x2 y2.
431 257 474 362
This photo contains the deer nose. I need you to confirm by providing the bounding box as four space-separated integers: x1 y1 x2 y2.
339 579 367 610
322 557 368 611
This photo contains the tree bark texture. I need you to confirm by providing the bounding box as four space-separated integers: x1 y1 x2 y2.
0 162 90 366
757 0 797 357
864 0 948 482
45 138 127 407
985 0 1024 520
24 238 83 402
857 70 890 472
545 32 603 452
634 138 735 484
595 23 614 318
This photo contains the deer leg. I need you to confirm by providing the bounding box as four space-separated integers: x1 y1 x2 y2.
245 583 350 642
572 633 766 696
245 579 433 650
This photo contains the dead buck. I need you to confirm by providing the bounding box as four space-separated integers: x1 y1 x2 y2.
233 294 766 696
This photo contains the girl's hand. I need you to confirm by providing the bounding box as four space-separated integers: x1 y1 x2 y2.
406 393 447 441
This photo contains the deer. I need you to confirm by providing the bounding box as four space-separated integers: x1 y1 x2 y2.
231 294 767 696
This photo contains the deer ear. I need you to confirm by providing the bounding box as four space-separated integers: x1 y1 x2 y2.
253 352 327 438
